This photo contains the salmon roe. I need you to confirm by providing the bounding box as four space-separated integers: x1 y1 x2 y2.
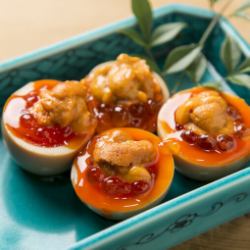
86 96 162 133
80 137 158 198
176 104 245 152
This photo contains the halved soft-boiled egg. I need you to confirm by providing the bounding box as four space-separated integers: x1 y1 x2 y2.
158 86 250 181
71 128 174 220
2 79 96 176
83 54 169 133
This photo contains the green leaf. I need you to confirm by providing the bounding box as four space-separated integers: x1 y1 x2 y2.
238 57 250 73
240 66 250 73
237 0 250 12
220 35 242 73
132 0 152 42
202 81 223 90
120 28 147 47
151 22 186 47
231 0 250 20
186 54 207 82
164 44 202 74
228 74 250 89
233 12 250 21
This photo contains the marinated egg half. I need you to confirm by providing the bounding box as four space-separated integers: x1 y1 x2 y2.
2 80 96 175
157 87 250 181
84 54 169 133
71 128 174 220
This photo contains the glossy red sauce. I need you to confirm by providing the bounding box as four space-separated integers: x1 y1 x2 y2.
4 81 81 148
86 94 163 133
76 136 158 198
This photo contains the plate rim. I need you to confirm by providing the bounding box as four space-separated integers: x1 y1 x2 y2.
0 3 249 250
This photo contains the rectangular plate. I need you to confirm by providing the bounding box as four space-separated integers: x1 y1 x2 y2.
0 4 249 250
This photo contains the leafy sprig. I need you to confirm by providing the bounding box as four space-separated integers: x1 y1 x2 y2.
220 35 250 89
120 0 186 73
121 0 250 92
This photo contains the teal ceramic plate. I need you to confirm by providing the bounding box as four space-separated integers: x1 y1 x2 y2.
0 4 249 250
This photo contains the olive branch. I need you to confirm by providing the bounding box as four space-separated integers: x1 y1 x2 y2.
121 0 250 93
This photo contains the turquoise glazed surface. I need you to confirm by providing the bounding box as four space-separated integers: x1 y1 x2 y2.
0 4 249 250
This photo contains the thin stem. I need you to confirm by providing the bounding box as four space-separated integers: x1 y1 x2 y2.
171 71 186 94
144 46 162 73
199 0 234 46
170 82 180 95
145 46 155 61
209 1 214 11
199 13 220 46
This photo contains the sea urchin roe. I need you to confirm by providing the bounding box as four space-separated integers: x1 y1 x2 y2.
93 139 157 169
126 165 152 183
87 130 158 197
5 91 76 147
175 89 244 152
175 90 234 135
86 54 163 104
31 81 95 134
